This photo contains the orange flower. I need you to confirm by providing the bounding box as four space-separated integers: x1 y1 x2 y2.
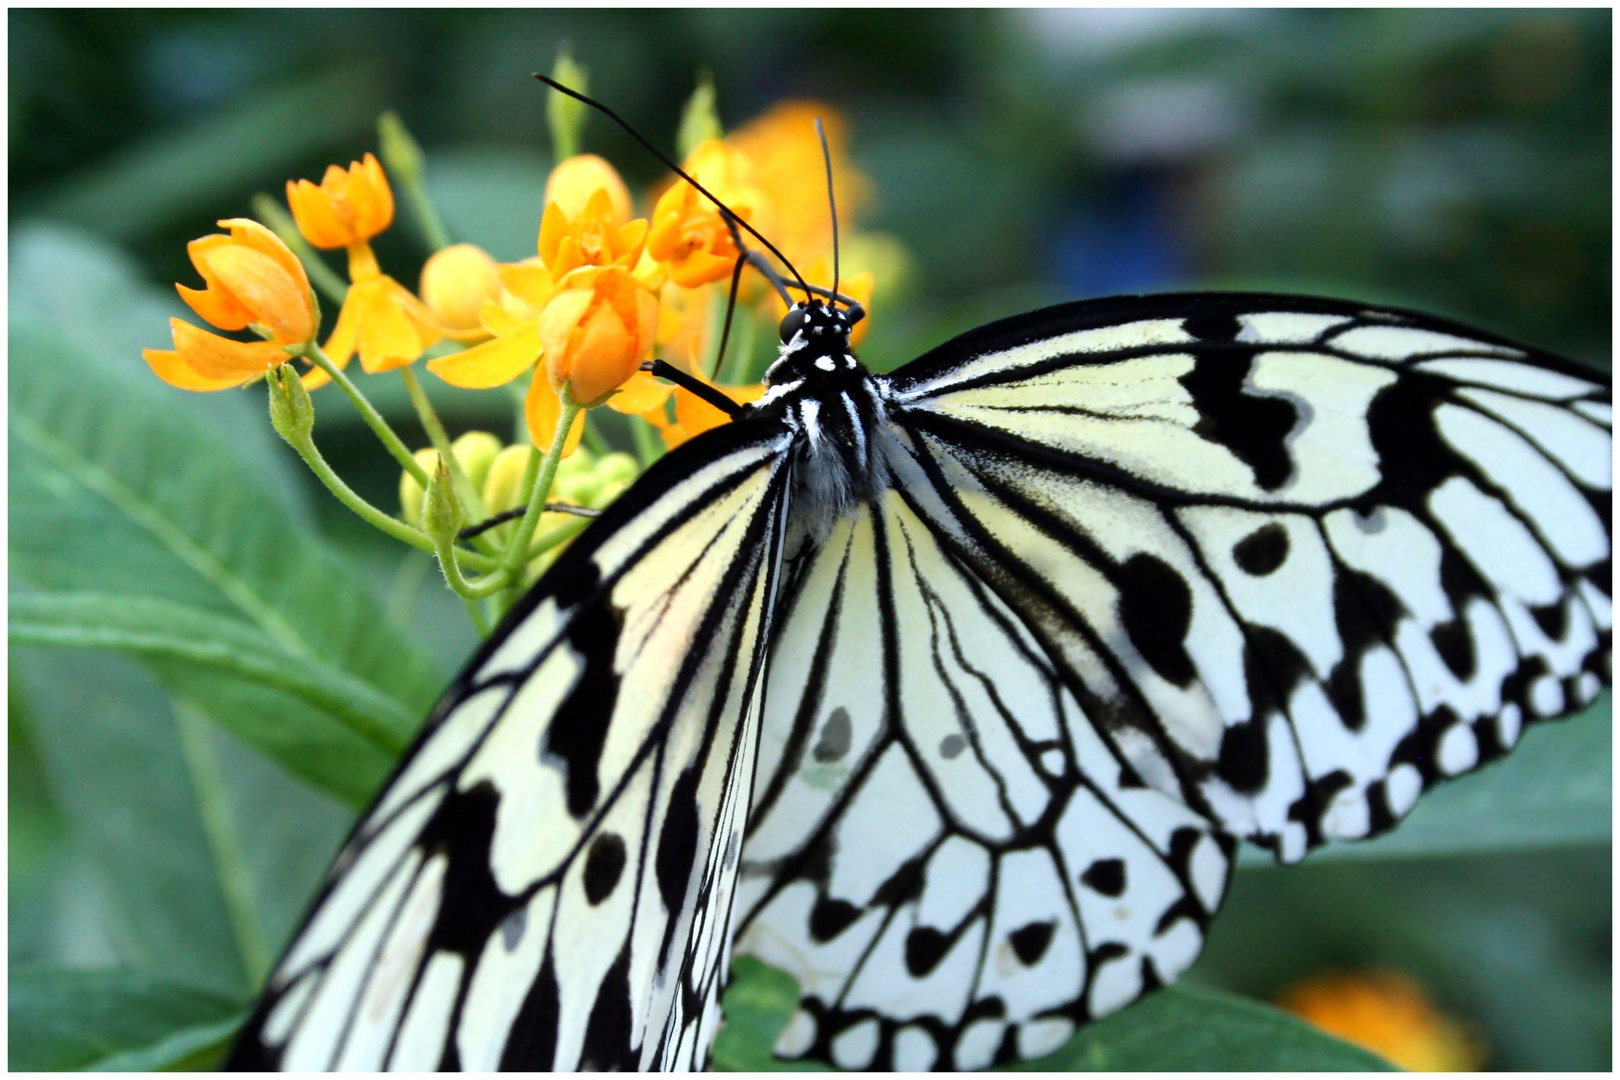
539 266 658 405
729 102 869 271
1277 970 1485 1071
536 152 647 285
286 153 394 249
144 218 318 391
647 140 775 288
427 260 558 391
321 243 442 379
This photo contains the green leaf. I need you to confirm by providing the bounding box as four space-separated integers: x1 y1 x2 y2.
712 957 832 1072
11 592 416 757
1240 694 1611 867
1005 984 1395 1071
8 968 245 1071
9 296 443 802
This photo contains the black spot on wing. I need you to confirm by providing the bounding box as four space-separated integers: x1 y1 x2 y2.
1430 615 1477 681
656 767 701 967
419 781 511 959
810 894 862 942
1116 553 1196 687
939 733 966 758
1183 312 1242 342
498 951 561 1067
579 943 638 1069
540 595 623 818
1009 921 1056 965
584 832 627 905
1232 523 1289 576
906 926 950 976
813 706 853 763
1080 858 1126 897
1214 716 1269 794
1177 348 1297 491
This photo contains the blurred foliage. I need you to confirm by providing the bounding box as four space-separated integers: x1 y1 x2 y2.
8 8 1611 1071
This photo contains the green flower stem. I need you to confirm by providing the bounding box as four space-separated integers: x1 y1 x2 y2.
250 193 348 306
299 342 429 487
581 413 612 457
501 398 583 593
632 412 663 468
399 366 486 519
465 598 492 637
524 514 593 562
403 177 452 253
279 419 497 572
430 524 512 601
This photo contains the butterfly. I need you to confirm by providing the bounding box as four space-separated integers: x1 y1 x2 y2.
226 276 1611 1069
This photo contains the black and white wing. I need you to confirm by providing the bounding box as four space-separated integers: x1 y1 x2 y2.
734 293 1610 1069
229 418 794 1070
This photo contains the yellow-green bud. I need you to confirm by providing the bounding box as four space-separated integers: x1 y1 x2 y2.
554 471 600 507
547 50 590 163
268 365 315 444
399 448 441 530
595 451 639 487
450 430 503 492
422 458 463 544
676 72 723 160
482 444 535 516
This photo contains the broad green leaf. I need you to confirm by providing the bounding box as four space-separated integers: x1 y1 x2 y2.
9 317 443 801
712 957 831 1072
1006 984 1394 1071
1239 695 1611 867
12 646 353 996
8 967 245 1071
9 649 249 993
11 592 415 756
714 957 1391 1071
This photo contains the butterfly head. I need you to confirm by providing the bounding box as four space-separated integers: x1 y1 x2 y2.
765 299 866 388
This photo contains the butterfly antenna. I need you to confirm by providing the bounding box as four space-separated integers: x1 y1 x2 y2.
711 252 747 379
815 116 840 307
534 74 811 299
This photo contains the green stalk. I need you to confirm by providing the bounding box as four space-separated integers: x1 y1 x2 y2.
300 342 429 487
499 397 582 608
399 366 486 518
632 412 663 467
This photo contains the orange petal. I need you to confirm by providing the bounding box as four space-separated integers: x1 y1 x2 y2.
286 178 350 249
200 244 314 342
143 347 254 391
605 368 673 415
176 281 252 332
218 218 314 301
165 318 288 379
428 323 541 388
524 373 585 456
354 153 395 238
322 288 363 367
352 281 427 372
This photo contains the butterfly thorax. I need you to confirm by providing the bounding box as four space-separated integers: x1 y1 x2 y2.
745 299 889 545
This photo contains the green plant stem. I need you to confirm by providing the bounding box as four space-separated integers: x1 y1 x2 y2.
300 342 429 487
402 176 452 252
429 521 511 600
399 366 485 518
465 598 492 636
581 413 611 457
250 193 348 306
281 426 497 572
525 514 593 562
173 703 270 989
632 412 663 467
499 398 582 607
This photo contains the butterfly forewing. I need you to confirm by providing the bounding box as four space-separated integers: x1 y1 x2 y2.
229 420 793 1070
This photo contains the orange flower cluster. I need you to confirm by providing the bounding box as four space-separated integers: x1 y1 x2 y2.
1277 969 1485 1071
148 96 898 459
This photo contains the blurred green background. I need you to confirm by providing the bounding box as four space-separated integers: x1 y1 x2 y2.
9 9 1610 1070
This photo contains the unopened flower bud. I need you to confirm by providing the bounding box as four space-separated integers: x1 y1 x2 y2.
450 430 503 493
399 447 442 530
268 364 316 444
421 245 501 333
422 457 463 544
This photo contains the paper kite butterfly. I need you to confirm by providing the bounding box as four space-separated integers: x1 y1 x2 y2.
227 84 1612 1072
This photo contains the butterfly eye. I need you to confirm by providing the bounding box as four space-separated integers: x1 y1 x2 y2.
782 306 818 344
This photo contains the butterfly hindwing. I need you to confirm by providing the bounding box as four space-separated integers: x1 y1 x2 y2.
229 420 793 1070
